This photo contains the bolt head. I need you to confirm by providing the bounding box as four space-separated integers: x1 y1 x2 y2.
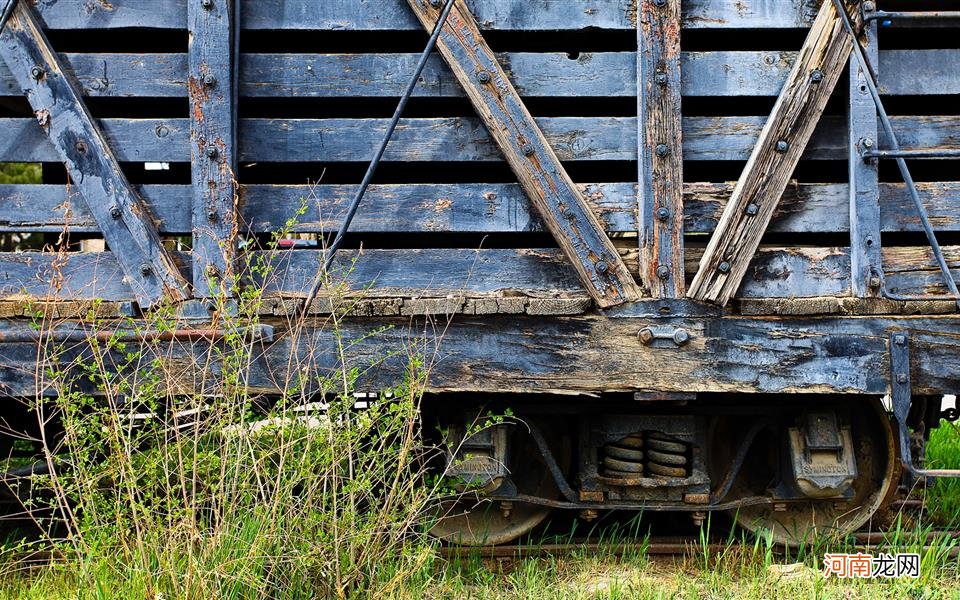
657 265 670 280
207 210 218 222
673 329 690 346
718 261 731 274
595 260 609 275
201 0 214 8
897 373 908 384
655 143 670 157
775 140 789 153
206 146 219 159
638 328 655 345
863 1 876 12
30 66 44 81
810 69 824 83
203 74 217 87
652 0 666 6
656 207 670 222
139 264 152 276
861 137 875 149
476 70 491 84
894 334 906 346
430 0 442 6
655 72 668 86
745 203 759 216
869 275 881 288
522 144 535 157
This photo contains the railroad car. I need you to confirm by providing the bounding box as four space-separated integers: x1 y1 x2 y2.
0 0 959 545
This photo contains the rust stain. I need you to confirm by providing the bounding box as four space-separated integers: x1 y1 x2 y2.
433 198 452 212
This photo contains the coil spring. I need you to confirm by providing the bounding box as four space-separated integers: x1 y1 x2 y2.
601 434 644 478
645 432 690 479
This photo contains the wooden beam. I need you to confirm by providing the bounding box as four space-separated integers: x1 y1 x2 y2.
188 0 238 296
0 2 188 308
849 16 882 297
637 0 684 297
686 0 861 305
403 0 640 308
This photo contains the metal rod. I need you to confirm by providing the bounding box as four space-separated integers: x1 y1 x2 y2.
863 149 960 161
300 0 457 315
0 0 17 33
0 324 274 345
833 0 960 307
865 10 960 24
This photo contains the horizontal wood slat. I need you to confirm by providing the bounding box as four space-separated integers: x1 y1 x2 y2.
3 246 959 302
27 1 819 31
2 50 954 98
1 115 957 163
5 182 960 235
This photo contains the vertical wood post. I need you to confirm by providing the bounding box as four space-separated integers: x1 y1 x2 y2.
188 0 238 297
637 0 684 298
849 15 882 297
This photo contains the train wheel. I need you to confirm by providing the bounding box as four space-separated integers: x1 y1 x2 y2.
430 419 568 546
709 398 897 545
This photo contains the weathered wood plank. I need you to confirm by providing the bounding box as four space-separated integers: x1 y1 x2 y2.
687 1 861 305
25 0 821 31
0 3 188 308
637 0 684 297
4 314 960 399
188 0 238 296
849 20 881 297
3 50 952 99
402 0 639 308
4 115 957 164
7 181 960 236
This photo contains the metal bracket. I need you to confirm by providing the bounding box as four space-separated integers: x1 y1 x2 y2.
638 325 691 348
889 333 960 478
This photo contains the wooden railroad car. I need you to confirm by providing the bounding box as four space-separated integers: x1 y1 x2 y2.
0 0 959 544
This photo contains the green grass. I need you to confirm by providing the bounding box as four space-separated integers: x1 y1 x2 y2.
928 420 960 526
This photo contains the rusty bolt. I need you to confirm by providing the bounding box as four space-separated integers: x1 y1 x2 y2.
655 72 668 86
810 69 824 84
869 274 881 288
207 210 218 222
861 137 875 149
745 203 759 216
595 260 609 275
656 265 670 280
430 0 442 6
522 144 535 157
863 1 876 12
155 124 170 138
203 74 217 88
655 143 670 157
476 70 491 84
30 66 45 81
775 140 789 153
206 145 219 159
652 0 667 7
109 206 122 219
673 329 690 346
894 334 906 346
717 261 731 274
638 327 655 345
75 140 88 154
897 373 908 384
201 0 213 8
139 264 152 277
656 207 670 221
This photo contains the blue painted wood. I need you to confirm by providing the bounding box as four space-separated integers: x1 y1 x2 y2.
2 115 956 163
637 0 684 298
188 0 238 296
0 2 188 308
3 50 954 99
849 21 882 298
402 0 639 308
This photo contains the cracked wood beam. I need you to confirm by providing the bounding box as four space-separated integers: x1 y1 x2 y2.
0 2 188 308
404 0 641 308
188 0 238 297
687 0 862 305
638 0 684 298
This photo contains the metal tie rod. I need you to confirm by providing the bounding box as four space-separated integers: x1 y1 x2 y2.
300 0 457 315
0 0 17 33
865 10 960 25
832 0 960 307
863 149 960 161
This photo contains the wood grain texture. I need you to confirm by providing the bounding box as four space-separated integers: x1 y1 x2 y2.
637 0 684 297
849 20 881 297
188 0 238 296
0 3 188 308
3 50 954 99
4 313 960 399
403 0 639 308
687 0 861 305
